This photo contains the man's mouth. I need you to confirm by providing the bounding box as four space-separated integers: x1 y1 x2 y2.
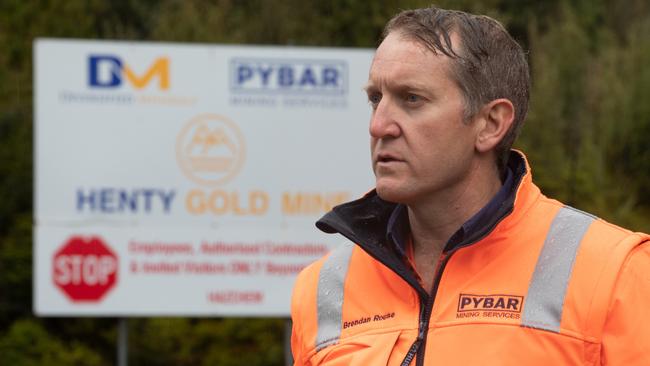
377 154 400 163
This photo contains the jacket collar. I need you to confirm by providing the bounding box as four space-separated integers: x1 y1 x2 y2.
316 151 529 254
315 151 535 296
387 164 515 258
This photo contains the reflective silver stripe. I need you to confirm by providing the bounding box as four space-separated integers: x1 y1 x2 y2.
316 241 355 350
521 206 595 332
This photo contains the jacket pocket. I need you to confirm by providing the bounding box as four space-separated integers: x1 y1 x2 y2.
312 331 401 366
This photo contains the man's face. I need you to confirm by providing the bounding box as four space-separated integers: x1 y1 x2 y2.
366 31 481 204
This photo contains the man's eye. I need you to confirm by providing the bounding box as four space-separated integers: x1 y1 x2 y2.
406 94 420 103
368 93 382 108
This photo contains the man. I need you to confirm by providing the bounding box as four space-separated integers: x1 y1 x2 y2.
291 6 650 365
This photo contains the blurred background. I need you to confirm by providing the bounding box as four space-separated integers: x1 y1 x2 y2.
1 0 649 365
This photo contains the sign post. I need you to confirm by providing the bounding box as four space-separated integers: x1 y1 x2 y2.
118 318 128 366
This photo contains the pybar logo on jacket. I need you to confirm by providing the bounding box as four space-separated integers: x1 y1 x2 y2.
456 294 523 320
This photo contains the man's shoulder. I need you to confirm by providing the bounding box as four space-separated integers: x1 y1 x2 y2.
568 205 648 245
293 241 357 293
534 194 643 238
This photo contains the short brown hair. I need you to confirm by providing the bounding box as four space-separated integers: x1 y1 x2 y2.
383 6 530 172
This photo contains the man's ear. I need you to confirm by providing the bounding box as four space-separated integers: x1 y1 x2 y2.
475 98 515 153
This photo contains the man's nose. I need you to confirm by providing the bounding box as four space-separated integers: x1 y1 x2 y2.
369 99 400 138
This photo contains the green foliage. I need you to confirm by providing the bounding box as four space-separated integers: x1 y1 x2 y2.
0 214 32 328
519 3 591 204
199 318 284 366
517 1 650 231
123 318 284 365
0 318 106 366
592 18 650 229
1 0 649 365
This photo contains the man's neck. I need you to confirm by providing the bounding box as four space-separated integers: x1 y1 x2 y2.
408 158 503 257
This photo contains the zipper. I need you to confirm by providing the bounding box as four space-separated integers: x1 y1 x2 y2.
409 205 516 365
399 294 428 366
399 250 450 366
414 252 453 366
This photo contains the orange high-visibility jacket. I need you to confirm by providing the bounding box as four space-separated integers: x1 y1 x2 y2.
291 151 650 365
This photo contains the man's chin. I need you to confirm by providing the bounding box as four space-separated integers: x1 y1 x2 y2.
375 185 411 204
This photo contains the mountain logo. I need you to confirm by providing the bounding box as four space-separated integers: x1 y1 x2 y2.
176 114 245 186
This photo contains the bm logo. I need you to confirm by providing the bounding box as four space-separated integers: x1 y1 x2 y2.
88 55 169 90
230 58 347 95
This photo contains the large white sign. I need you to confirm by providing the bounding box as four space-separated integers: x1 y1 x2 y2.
34 39 374 316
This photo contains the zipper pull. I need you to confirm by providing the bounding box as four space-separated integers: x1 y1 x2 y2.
399 338 422 366
400 319 426 366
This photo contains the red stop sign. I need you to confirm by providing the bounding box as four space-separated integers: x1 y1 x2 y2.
53 236 118 302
